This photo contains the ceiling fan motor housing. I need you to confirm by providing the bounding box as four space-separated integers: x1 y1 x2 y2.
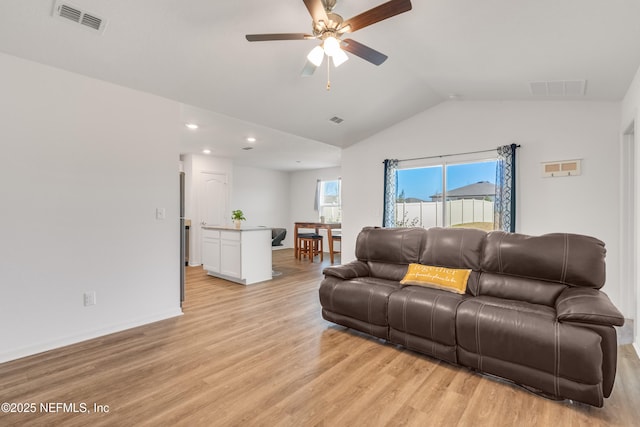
313 12 344 36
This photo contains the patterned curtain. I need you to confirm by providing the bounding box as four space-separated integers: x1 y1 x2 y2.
383 159 399 227
494 144 518 232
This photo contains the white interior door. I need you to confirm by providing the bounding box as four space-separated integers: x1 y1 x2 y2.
200 172 228 227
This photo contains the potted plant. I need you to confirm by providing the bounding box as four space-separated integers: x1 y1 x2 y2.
231 209 246 228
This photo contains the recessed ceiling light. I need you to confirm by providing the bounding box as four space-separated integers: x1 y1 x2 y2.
202 149 211 154
185 123 199 130
246 137 256 143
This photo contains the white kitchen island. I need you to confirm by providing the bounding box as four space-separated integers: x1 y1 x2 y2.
201 225 272 285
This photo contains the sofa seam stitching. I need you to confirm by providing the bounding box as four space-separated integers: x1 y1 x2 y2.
368 287 375 336
431 295 439 358
476 303 485 371
497 233 505 274
554 321 560 397
561 234 569 283
402 293 409 348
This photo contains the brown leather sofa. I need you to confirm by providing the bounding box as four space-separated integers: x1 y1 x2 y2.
319 227 624 407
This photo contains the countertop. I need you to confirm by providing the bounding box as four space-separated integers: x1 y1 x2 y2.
202 225 271 232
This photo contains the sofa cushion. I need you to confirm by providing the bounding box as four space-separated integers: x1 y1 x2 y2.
456 296 603 388
388 286 467 362
389 286 466 346
368 261 409 282
420 227 486 270
477 272 567 307
319 276 401 328
481 231 606 289
400 264 471 294
356 227 427 265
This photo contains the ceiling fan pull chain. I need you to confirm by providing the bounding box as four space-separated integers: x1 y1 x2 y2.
326 58 331 91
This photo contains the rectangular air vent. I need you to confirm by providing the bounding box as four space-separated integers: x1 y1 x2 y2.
541 159 582 177
529 80 587 97
530 80 586 97
329 116 344 124
59 4 81 22
53 1 107 33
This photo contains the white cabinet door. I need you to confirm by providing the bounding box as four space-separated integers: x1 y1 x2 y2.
220 239 241 278
202 235 221 273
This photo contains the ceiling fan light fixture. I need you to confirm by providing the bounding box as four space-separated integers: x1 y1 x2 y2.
323 36 341 57
332 48 349 67
307 45 325 66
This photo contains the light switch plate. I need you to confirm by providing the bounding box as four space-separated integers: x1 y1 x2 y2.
156 208 166 220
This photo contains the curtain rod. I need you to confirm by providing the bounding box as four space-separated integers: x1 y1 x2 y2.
386 144 521 164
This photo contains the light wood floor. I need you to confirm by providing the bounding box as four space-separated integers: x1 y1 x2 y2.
1 249 639 427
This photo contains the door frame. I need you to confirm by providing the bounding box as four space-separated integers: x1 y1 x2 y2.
621 121 637 351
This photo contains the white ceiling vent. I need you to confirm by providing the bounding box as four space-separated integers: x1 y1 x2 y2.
329 116 344 124
52 1 107 34
529 80 587 97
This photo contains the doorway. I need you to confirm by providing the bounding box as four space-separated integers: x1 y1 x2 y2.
199 171 228 227
189 171 229 266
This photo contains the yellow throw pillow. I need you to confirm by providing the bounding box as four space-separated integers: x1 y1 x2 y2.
400 264 471 294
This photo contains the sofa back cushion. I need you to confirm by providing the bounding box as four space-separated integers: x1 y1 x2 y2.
356 227 427 281
356 227 427 264
478 231 606 306
420 227 486 270
481 231 606 288
477 273 567 306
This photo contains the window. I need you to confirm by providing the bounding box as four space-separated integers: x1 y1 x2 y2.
317 179 341 223
395 159 498 231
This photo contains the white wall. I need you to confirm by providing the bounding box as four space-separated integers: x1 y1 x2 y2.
0 53 182 362
341 101 623 312
289 167 342 250
231 165 291 247
622 64 640 353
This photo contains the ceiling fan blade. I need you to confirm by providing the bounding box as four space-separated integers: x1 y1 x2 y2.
246 33 315 42
341 0 412 33
341 39 388 65
301 60 317 77
303 0 329 25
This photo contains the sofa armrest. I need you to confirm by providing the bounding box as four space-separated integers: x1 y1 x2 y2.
556 287 624 326
322 260 370 279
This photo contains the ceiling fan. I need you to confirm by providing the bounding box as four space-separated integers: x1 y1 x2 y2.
245 0 412 82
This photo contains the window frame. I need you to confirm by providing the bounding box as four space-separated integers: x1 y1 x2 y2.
395 153 498 230
317 178 342 223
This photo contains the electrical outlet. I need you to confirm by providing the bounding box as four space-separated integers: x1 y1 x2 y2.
84 291 96 306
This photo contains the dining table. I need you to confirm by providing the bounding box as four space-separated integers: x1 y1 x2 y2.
293 222 341 264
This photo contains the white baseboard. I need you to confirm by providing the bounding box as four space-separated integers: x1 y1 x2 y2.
0 308 183 364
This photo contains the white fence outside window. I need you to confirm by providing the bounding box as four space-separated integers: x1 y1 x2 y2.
395 199 494 228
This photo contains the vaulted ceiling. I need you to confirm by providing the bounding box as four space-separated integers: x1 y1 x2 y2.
1 0 640 170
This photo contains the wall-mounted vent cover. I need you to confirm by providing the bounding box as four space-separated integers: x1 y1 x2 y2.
53 1 107 33
541 159 582 177
530 80 586 97
329 116 344 124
